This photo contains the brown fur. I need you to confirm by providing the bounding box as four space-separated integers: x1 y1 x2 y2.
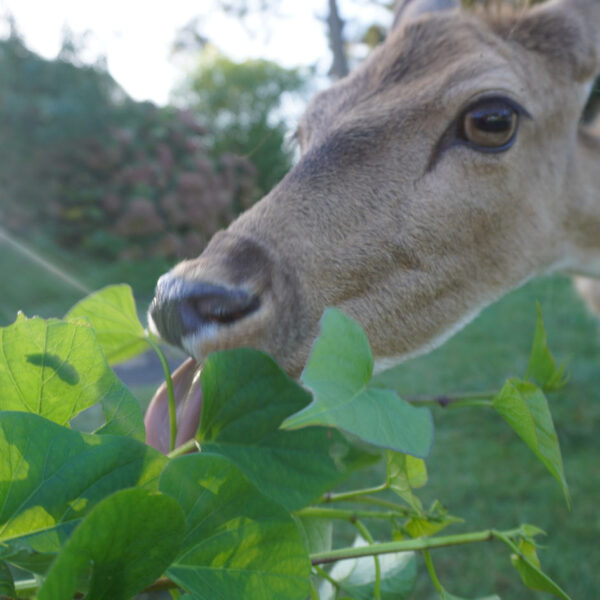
151 0 600 376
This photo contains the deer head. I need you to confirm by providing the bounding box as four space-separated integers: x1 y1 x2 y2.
146 0 600 450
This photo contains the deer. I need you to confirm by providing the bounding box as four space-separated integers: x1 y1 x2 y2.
144 0 600 453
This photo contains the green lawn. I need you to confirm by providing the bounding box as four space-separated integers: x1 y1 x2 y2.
0 233 170 326
2 235 598 600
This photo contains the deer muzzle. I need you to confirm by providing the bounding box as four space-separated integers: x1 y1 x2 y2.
149 275 261 348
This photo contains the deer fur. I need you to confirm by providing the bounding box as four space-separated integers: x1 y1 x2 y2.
149 0 600 379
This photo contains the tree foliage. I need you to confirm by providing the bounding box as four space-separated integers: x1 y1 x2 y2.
174 45 306 196
0 27 260 260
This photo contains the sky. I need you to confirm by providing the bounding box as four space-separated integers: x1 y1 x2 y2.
0 0 389 106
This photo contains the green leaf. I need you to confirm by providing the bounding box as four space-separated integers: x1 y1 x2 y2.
519 524 546 540
319 537 416 600
65 284 149 365
0 412 166 568
440 591 500 600
295 517 333 555
526 304 567 391
404 500 462 538
386 451 427 511
160 454 311 600
93 386 145 441
492 379 569 506
0 560 16 598
0 316 143 437
510 539 571 599
38 488 184 600
198 348 378 511
284 309 433 458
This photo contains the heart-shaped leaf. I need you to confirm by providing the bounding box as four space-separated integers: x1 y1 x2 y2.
66 284 148 365
160 454 311 600
38 488 184 600
0 316 143 439
0 411 166 569
284 309 433 458
197 348 378 511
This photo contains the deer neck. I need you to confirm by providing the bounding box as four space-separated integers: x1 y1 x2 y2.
565 122 600 277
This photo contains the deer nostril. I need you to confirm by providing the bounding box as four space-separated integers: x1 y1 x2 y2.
149 275 261 347
185 288 261 325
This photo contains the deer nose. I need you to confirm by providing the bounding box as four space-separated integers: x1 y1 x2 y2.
149 274 261 347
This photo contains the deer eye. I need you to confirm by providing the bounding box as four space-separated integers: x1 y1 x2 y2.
460 98 520 152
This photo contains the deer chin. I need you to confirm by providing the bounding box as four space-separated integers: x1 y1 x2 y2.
144 357 203 454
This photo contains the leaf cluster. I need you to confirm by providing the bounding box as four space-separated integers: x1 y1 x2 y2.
0 286 575 599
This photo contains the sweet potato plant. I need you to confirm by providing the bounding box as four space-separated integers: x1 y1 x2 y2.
0 285 573 599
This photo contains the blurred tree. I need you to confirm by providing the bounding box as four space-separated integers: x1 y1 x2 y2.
0 22 260 260
173 45 306 197
208 0 392 79
327 0 349 78
0 21 129 230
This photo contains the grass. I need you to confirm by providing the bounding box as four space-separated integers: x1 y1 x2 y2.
0 232 171 326
2 234 598 600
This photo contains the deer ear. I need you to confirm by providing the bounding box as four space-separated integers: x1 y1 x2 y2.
515 0 600 81
392 0 459 29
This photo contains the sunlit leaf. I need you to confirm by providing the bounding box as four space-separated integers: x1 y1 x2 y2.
284 309 434 458
0 316 143 439
38 489 184 600
93 387 145 441
404 500 461 538
198 348 378 511
387 451 427 511
492 379 569 506
0 412 166 570
66 284 148 365
160 454 311 600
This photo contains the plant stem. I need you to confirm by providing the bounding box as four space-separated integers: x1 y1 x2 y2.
314 564 341 590
145 334 177 452
405 390 496 408
359 495 413 513
167 438 200 459
14 579 83 598
320 483 388 504
298 507 402 521
423 550 444 594
354 520 381 600
311 527 523 565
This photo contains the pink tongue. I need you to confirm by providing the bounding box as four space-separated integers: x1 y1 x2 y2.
144 357 204 454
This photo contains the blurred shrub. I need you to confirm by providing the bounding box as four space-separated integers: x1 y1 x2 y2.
173 45 307 197
0 28 259 260
50 104 257 260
